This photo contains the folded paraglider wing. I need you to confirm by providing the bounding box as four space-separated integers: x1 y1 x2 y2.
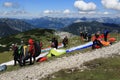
47 48 66 58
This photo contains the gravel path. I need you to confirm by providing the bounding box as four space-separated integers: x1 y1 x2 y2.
0 41 120 80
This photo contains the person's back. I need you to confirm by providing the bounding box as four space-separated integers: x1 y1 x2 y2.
34 41 41 57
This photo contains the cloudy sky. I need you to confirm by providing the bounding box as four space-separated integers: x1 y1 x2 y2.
0 0 120 18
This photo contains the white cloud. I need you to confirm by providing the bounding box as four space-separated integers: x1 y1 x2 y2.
44 9 70 14
88 11 96 14
74 0 96 11
2 10 28 15
3 2 20 8
63 9 70 14
78 11 87 14
43 10 53 14
3 2 13 7
101 0 120 10
103 11 109 14
78 11 96 14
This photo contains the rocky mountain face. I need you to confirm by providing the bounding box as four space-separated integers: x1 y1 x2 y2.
0 18 34 37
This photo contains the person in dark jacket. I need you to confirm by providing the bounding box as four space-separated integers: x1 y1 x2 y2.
83 32 88 40
51 37 58 49
104 30 109 41
87 33 92 41
62 36 68 48
12 44 22 66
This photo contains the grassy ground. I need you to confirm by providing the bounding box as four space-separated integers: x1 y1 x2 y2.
42 56 120 80
0 33 120 73
0 51 13 64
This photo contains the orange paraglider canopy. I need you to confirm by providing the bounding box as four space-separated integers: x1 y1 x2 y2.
109 38 116 43
101 41 110 46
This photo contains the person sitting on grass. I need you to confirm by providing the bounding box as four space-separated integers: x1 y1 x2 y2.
92 33 103 49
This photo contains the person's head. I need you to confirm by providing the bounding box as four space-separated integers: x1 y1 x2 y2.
15 43 18 46
12 44 15 46
95 33 99 38
80 31 82 33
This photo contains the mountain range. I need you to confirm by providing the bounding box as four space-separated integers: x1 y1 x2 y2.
0 18 34 37
0 17 120 37
23 16 76 30
24 17 120 29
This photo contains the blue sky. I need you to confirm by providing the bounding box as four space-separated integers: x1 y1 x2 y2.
0 0 120 18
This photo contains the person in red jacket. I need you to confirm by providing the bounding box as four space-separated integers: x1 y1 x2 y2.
28 39 35 65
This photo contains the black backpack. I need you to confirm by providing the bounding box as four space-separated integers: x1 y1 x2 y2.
34 41 41 57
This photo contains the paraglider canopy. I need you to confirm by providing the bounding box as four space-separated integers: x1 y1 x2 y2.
47 48 66 58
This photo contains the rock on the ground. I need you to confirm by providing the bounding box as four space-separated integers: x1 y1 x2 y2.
55 31 76 39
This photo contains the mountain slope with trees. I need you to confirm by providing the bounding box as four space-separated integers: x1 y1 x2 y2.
61 21 120 35
0 28 56 52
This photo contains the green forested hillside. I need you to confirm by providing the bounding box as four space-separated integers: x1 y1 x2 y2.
0 28 56 52
62 21 120 35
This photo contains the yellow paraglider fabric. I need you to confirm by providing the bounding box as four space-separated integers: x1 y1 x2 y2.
47 48 66 58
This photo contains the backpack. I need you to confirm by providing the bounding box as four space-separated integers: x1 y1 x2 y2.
18 45 23 55
34 41 41 57
23 45 29 56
